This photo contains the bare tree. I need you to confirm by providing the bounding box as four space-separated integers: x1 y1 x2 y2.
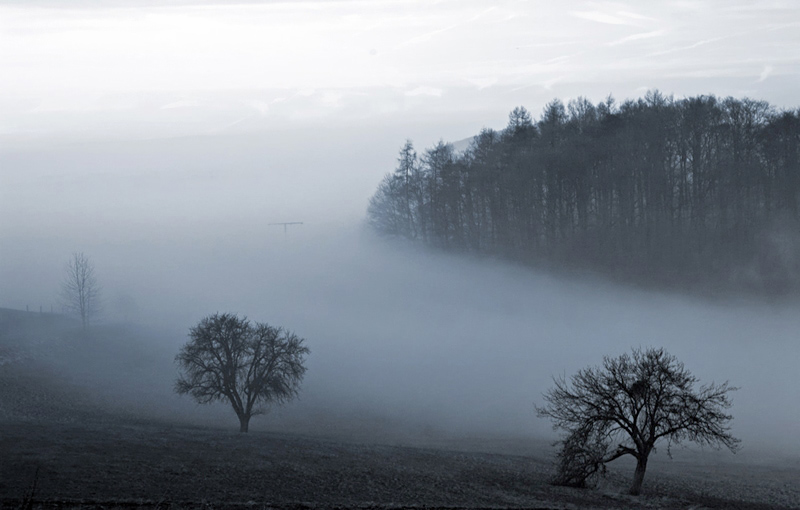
60 252 101 330
175 313 309 433
537 347 739 495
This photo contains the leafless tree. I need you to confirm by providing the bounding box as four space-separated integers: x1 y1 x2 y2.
175 313 309 433
537 347 739 495
60 252 101 330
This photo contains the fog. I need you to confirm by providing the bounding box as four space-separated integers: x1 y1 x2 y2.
2 131 799 462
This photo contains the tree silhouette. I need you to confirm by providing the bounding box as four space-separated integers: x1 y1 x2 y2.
175 313 309 432
537 347 739 495
60 252 101 330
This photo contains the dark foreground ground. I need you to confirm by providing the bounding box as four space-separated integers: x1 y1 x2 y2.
2 417 799 510
1 309 799 510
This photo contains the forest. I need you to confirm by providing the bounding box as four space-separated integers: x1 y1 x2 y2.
368 92 800 293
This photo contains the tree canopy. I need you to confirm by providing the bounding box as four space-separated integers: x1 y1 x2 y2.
175 313 309 432
367 93 800 293
537 347 739 495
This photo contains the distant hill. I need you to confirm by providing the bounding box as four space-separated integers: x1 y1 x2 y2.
448 135 475 154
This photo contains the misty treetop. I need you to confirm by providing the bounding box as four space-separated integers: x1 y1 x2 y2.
367 92 800 292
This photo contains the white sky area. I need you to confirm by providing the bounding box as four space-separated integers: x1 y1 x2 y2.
0 0 798 141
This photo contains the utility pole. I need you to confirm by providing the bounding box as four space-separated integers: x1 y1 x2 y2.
269 222 303 234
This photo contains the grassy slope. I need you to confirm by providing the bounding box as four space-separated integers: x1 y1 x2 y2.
1 309 798 509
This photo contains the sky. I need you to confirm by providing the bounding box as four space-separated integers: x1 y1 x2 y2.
1 0 799 143
1 0 800 455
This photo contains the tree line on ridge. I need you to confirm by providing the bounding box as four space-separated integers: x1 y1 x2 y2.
368 91 800 293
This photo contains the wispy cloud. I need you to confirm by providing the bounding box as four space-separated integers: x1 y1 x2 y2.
608 29 666 46
514 40 582 49
570 10 634 25
248 100 272 115
212 113 257 134
542 75 563 90
645 37 723 58
160 99 199 110
405 86 443 97
617 10 658 21
463 76 498 90
538 54 579 65
396 6 497 47
758 65 774 82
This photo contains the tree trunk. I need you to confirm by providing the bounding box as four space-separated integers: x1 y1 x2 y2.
238 413 250 433
629 455 648 495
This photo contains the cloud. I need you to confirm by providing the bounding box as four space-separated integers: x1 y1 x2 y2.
160 99 199 110
248 100 271 115
616 10 658 21
515 40 582 49
405 86 443 97
465 76 498 89
539 54 578 65
608 29 666 46
28 95 136 113
211 113 257 133
645 37 723 58
542 75 563 90
758 65 774 82
320 91 344 107
396 6 497 48
570 10 633 25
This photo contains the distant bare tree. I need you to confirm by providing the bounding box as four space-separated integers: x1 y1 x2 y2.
175 313 309 432
60 252 101 330
537 347 739 495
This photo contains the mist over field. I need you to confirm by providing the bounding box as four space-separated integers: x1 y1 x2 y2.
2 131 799 462
2 3 800 506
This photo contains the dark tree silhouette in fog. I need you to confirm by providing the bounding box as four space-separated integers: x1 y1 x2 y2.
60 252 101 330
175 313 309 432
537 347 739 495
367 92 800 292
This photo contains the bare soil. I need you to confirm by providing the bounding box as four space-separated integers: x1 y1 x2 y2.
1 416 798 510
